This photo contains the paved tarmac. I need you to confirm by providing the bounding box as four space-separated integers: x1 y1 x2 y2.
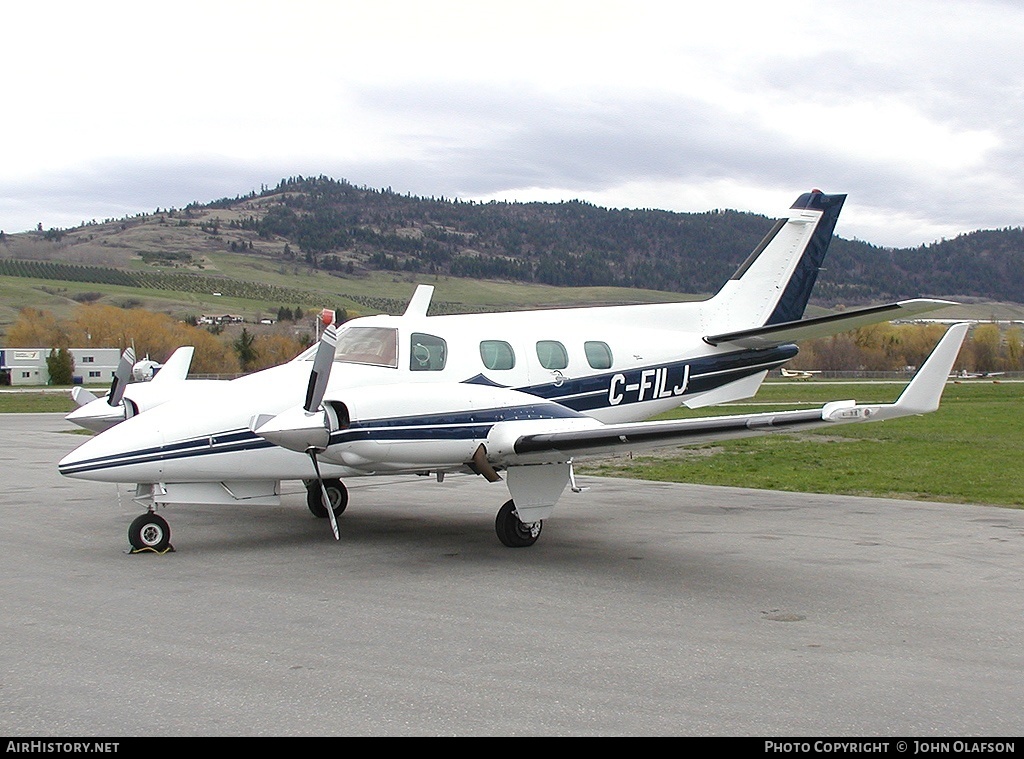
2 413 1022 736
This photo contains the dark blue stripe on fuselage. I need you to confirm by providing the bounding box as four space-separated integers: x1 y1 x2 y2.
58 428 277 476
60 403 584 476
62 346 798 476
517 344 798 411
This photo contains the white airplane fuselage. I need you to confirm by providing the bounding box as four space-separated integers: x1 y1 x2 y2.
59 302 796 485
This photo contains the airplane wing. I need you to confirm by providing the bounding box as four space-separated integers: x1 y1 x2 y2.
704 298 955 348
504 323 967 463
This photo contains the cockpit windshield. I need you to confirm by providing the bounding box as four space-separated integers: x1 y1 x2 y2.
331 326 398 367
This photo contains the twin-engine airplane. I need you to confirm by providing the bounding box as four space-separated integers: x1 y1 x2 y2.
58 190 967 551
66 346 222 433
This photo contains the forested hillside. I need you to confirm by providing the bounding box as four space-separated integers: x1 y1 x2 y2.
235 176 779 295
3 175 1023 305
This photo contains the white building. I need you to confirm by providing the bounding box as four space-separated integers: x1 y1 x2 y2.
0 347 122 386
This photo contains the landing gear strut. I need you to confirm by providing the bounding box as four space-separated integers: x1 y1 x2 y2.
495 499 542 548
128 512 172 553
307 478 348 519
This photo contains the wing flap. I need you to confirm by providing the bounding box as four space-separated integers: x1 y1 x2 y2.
514 407 826 457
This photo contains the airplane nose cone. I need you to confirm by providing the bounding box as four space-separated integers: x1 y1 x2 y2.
65 401 124 433
58 434 107 478
58 415 165 482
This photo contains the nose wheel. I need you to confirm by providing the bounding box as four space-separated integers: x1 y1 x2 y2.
128 512 173 553
495 499 542 547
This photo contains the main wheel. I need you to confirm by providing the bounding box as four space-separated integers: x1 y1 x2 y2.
495 499 542 548
307 478 348 518
128 512 171 552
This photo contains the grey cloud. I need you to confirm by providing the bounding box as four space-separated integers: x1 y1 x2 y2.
3 71 1021 248
354 84 817 191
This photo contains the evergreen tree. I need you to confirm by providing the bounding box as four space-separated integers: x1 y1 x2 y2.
233 328 259 372
46 348 75 385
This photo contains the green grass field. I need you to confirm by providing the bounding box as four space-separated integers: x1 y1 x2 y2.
4 380 1021 507
0 264 687 336
0 392 77 414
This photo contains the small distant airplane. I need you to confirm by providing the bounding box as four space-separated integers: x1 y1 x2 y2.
950 369 1005 380
779 367 822 380
67 346 223 433
58 190 967 551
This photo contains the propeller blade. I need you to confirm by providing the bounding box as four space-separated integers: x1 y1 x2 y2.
71 386 98 407
309 451 340 540
251 319 340 463
107 347 136 407
304 324 338 413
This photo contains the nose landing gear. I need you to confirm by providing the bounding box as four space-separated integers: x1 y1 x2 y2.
128 512 173 553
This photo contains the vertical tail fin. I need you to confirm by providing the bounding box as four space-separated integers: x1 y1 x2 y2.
706 190 846 332
150 346 195 384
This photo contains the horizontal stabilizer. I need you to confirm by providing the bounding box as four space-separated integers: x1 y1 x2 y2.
510 324 968 462
704 299 956 348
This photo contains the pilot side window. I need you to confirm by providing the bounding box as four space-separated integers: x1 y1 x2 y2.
584 341 613 370
333 326 398 367
536 340 568 370
410 333 447 371
479 340 515 370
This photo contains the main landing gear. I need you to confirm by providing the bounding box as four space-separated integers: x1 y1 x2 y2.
125 482 538 549
306 478 349 519
128 511 173 553
495 499 542 548
306 482 539 547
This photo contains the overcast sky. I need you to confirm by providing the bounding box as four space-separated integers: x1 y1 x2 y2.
2 0 1022 248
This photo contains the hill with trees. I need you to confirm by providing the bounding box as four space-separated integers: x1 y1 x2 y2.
3 175 1023 307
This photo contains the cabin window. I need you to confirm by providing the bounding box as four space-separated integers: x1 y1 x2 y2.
536 340 568 370
479 340 516 370
333 326 398 368
410 333 447 371
584 341 613 370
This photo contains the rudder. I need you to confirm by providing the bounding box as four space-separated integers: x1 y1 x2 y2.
706 190 846 333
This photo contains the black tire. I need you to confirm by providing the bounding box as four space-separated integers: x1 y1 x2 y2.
307 478 348 518
495 499 542 548
128 512 171 552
